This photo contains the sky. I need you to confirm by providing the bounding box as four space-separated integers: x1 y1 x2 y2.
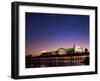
25 12 89 56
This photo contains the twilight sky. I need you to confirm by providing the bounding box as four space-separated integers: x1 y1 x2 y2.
25 12 89 56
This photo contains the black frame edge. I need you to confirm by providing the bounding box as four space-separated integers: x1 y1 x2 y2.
95 7 98 74
12 1 97 9
11 2 19 79
15 72 97 79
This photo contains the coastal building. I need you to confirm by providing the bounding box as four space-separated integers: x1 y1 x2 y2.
57 48 66 55
73 45 83 53
57 45 83 55
41 45 85 56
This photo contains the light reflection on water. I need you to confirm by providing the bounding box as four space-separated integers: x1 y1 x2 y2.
26 55 89 68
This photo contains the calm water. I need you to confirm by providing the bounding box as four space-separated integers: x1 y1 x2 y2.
26 55 89 68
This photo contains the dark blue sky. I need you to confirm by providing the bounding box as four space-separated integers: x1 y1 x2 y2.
25 12 89 56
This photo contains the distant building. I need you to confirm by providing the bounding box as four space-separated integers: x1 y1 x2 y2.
73 45 83 53
57 48 66 55
41 45 86 56
66 48 74 54
57 45 83 55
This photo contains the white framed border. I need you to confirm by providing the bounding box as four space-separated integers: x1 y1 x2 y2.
18 4 96 76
